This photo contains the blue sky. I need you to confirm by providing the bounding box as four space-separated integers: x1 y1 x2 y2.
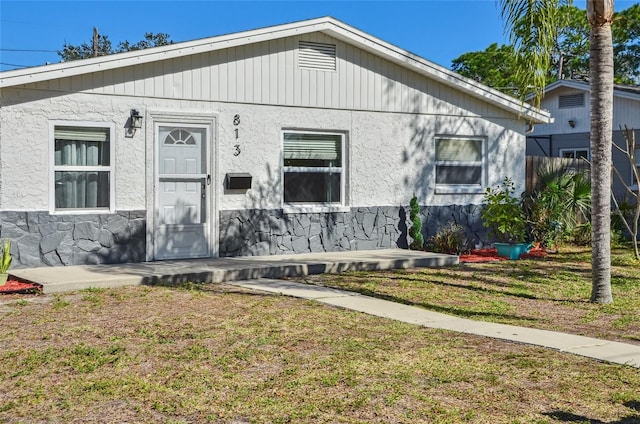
0 0 636 72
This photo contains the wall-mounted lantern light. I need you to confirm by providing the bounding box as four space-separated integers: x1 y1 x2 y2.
130 109 143 129
568 119 576 128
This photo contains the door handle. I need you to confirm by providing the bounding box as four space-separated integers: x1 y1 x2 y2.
207 174 211 185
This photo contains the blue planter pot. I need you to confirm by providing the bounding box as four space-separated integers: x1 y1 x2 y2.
494 243 531 260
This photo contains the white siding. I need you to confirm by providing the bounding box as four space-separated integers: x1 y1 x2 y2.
531 87 590 136
531 86 640 136
29 32 509 120
613 97 640 129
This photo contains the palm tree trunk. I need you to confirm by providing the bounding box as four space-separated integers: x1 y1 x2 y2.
588 0 614 304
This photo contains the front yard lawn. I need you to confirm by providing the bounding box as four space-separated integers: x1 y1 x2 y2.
0 246 639 423
298 246 640 345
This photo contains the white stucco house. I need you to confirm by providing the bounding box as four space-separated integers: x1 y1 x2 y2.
0 17 549 268
526 79 640 199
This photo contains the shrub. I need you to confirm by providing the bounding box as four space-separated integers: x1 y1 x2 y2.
481 177 526 243
522 166 591 249
0 240 12 274
428 222 467 255
611 197 638 240
572 222 592 246
408 196 424 250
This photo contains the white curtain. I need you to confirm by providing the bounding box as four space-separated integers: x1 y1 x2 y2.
54 127 109 209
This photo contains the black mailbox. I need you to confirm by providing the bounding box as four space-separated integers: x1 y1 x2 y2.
225 173 252 190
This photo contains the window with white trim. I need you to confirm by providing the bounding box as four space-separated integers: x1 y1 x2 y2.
52 124 114 212
435 137 485 191
283 131 344 205
560 148 590 160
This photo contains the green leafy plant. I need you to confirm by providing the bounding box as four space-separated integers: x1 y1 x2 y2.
408 196 424 250
522 165 591 249
481 177 526 243
0 239 12 274
428 221 467 255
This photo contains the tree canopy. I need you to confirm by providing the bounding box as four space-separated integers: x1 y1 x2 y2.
613 3 640 85
58 32 173 62
451 3 639 98
451 43 521 97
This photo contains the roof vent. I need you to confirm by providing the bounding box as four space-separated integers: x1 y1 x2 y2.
559 93 585 108
298 41 336 71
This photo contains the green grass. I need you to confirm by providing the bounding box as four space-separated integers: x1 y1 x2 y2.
300 246 640 343
0 249 639 423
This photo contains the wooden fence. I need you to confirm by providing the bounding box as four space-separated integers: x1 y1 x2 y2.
525 156 591 193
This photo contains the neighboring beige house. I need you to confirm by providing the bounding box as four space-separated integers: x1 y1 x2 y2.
527 79 640 198
0 17 549 268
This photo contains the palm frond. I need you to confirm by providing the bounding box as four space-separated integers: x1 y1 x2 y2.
498 0 571 105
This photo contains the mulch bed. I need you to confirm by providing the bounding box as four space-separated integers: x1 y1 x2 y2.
0 278 42 294
460 246 548 263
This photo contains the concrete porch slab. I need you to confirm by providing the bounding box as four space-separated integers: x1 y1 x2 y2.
9 249 458 294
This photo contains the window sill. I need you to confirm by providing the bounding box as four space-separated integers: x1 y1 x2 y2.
282 204 350 214
435 185 485 195
50 208 115 215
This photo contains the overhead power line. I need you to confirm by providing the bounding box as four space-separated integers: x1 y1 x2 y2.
0 48 58 53
0 62 31 69
0 18 89 31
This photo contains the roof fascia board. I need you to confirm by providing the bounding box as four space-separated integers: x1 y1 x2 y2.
525 80 589 101
0 17 331 88
546 79 589 93
534 80 640 102
614 90 640 101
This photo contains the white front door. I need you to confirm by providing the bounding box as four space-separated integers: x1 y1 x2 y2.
154 124 211 260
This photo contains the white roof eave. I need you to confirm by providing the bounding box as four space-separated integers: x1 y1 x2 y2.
0 17 550 123
0 18 333 87
529 79 640 103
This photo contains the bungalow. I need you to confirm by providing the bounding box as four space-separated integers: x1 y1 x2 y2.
0 17 549 268
526 79 640 199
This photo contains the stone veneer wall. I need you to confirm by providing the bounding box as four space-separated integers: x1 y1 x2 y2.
0 211 146 268
0 204 487 267
219 205 487 257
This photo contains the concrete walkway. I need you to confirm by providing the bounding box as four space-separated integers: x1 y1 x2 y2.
9 249 640 368
231 279 640 369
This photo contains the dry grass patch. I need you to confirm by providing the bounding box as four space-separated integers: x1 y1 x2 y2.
1 282 639 423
